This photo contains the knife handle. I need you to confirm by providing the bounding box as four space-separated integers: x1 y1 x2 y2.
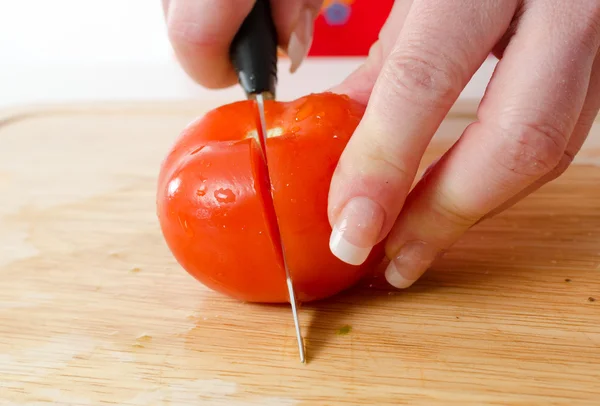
229 0 278 99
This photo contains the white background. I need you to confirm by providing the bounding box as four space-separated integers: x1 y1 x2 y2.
0 0 497 109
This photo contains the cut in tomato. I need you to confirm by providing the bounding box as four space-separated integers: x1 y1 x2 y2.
157 92 385 303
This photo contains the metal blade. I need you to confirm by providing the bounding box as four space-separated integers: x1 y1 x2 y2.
255 93 306 363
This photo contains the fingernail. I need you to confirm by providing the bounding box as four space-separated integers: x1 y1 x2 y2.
287 8 314 74
329 197 386 266
385 241 439 289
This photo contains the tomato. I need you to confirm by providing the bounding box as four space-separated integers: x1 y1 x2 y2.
156 92 385 303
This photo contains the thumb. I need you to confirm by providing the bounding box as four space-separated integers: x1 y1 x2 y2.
164 0 322 89
164 0 255 88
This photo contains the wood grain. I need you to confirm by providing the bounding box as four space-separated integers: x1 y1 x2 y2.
0 100 599 405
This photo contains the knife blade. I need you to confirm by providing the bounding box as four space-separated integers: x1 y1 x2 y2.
229 0 306 363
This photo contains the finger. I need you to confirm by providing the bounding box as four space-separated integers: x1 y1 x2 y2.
327 0 516 266
165 0 255 88
330 0 413 104
165 0 322 89
270 0 323 73
483 52 600 220
383 4 600 288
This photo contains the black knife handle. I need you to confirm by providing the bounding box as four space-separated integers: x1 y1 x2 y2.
229 0 278 99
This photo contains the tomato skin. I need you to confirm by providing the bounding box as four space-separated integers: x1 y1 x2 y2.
157 92 385 303
265 94 385 301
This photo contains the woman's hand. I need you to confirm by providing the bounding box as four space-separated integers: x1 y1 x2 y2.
327 0 600 289
162 0 322 87
163 0 600 290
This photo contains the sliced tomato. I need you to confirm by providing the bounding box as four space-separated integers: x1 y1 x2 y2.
157 92 385 303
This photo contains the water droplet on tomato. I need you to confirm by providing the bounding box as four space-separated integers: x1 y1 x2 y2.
333 135 339 139
214 188 236 203
196 184 207 196
290 125 301 134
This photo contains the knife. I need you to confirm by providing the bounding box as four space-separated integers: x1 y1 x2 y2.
229 0 306 363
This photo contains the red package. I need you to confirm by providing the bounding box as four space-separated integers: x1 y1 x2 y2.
309 0 394 57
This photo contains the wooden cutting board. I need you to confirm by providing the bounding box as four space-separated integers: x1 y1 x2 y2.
1 99 599 406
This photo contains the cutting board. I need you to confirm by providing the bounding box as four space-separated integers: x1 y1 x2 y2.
1 99 599 406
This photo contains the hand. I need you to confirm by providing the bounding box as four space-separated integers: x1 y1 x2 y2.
161 0 323 87
327 0 600 288
163 0 600 291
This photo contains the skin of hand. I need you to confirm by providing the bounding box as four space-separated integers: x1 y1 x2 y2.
163 0 600 289
161 0 322 86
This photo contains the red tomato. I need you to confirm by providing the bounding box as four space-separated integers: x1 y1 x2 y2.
156 92 384 303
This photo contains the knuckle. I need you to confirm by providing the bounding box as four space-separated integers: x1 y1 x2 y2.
492 119 569 178
561 3 600 53
382 50 461 109
580 4 600 47
429 189 482 229
361 140 413 182
577 18 600 54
